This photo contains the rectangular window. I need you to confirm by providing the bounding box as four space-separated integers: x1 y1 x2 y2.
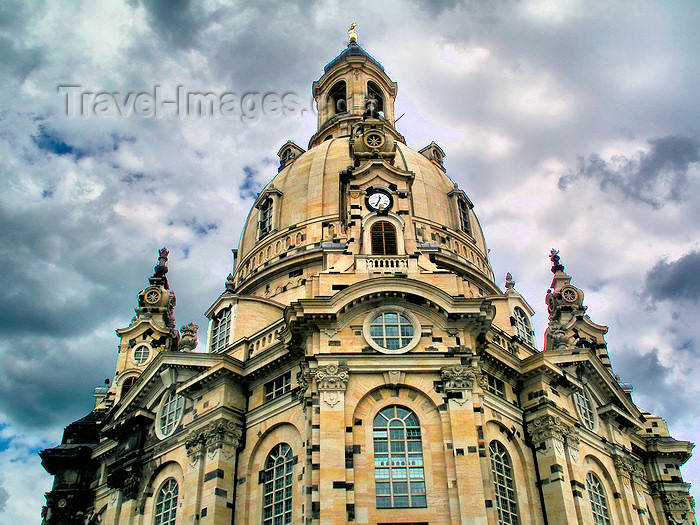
264 372 291 402
487 375 506 398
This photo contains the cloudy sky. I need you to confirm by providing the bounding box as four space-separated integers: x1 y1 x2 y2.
1 0 699 521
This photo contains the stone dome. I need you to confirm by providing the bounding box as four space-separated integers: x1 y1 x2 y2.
229 40 498 304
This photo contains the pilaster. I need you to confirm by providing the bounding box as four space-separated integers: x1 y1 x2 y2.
526 414 580 523
315 364 349 524
441 364 488 525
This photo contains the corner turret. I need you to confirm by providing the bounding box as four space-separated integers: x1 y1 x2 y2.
544 249 612 369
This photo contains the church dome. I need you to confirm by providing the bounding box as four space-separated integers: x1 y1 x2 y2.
227 40 498 303
236 138 490 277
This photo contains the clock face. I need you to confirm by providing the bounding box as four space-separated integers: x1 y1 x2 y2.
367 191 392 211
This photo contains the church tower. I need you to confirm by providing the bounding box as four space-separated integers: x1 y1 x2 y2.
41 33 696 525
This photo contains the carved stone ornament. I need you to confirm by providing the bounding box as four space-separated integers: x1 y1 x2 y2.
664 491 694 512
297 363 312 401
613 455 634 475
185 419 243 463
179 322 199 352
441 365 476 392
314 365 349 392
548 319 572 351
527 414 571 445
315 365 349 408
564 430 580 461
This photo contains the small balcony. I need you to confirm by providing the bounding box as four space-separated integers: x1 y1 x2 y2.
355 255 416 274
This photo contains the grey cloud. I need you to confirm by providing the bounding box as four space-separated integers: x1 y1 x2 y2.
642 250 700 303
0 485 7 511
0 336 112 429
559 136 700 208
615 347 696 423
136 0 212 48
239 165 263 199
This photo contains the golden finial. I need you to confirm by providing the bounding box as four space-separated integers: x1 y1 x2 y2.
348 22 357 43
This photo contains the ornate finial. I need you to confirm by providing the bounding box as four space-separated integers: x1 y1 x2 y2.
149 247 170 288
348 22 357 43
179 323 199 352
505 272 515 290
550 248 565 273
226 273 235 292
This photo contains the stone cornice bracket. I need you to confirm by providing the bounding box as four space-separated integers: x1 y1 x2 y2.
314 364 349 392
527 414 572 445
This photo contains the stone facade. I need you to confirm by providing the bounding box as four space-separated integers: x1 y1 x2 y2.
41 39 695 525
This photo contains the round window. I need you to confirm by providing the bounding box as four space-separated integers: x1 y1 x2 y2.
363 307 420 354
133 344 150 364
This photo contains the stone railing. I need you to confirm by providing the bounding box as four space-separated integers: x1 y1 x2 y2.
356 255 415 273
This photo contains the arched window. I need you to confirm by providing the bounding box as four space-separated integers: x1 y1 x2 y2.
586 472 611 525
158 391 184 438
121 376 136 396
367 81 384 115
370 221 397 255
154 478 178 525
489 441 519 525
211 308 231 353
513 307 534 345
328 81 347 115
373 405 426 508
263 443 294 525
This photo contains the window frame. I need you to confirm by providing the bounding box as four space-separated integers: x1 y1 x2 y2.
586 472 611 525
373 405 427 509
258 197 273 240
133 343 151 364
262 443 294 525
210 308 232 353
154 478 179 525
264 372 291 403
489 440 519 525
512 307 534 345
370 220 398 255
156 390 184 439
363 307 421 354
574 390 596 431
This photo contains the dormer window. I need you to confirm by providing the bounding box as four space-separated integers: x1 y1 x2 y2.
258 198 273 239
328 80 347 115
513 307 534 345
279 148 294 168
211 308 231 353
458 196 470 234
